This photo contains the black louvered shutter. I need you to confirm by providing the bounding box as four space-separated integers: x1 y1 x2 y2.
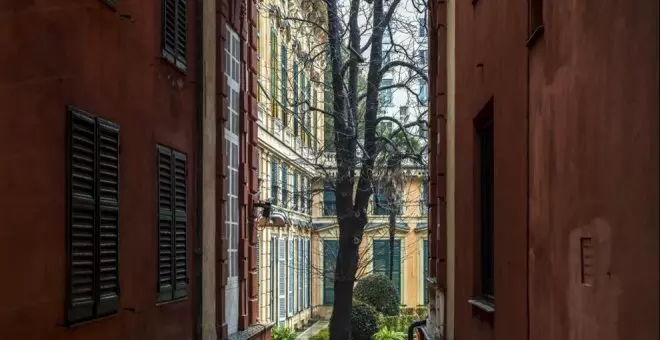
67 109 97 323
162 0 187 69
157 146 174 301
67 108 120 323
172 151 188 298
157 146 188 301
96 118 120 315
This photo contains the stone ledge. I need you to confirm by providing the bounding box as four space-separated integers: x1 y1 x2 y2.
227 323 274 340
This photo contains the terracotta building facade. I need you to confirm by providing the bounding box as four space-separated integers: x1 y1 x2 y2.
0 0 267 339
425 0 658 339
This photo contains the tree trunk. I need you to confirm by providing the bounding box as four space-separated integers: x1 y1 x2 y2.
329 217 364 340
389 211 396 281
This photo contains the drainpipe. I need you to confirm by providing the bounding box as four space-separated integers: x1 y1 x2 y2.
407 319 427 340
193 0 204 338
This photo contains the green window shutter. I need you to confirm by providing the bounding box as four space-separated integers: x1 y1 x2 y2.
323 240 338 305
270 29 278 116
423 240 428 303
162 0 187 70
67 109 97 323
281 44 288 125
271 158 278 205
67 107 120 323
157 146 188 301
157 146 174 301
293 61 299 136
172 151 188 298
372 240 401 298
293 172 299 210
281 164 288 208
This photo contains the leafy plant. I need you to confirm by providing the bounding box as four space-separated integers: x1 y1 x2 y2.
372 327 406 340
309 328 330 340
351 299 380 340
354 274 400 316
272 325 296 340
379 314 422 333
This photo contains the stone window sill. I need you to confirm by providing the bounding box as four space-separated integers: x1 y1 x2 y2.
468 297 495 313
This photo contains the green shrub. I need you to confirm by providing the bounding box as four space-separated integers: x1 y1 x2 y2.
272 325 296 340
415 306 428 319
373 327 406 340
402 307 416 315
354 274 400 316
309 328 329 340
379 314 422 333
351 299 380 340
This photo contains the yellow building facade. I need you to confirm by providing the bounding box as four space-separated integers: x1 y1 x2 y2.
310 168 429 318
254 0 326 330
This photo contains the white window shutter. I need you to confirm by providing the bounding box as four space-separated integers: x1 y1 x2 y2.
278 238 286 322
288 238 294 316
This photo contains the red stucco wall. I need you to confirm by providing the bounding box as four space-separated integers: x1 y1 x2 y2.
0 1 198 339
451 0 530 339
431 0 659 339
527 1 659 340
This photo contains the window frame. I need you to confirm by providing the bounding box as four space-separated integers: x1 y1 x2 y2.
475 100 495 304
224 25 241 335
527 0 544 46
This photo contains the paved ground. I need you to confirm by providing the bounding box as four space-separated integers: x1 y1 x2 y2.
296 321 328 339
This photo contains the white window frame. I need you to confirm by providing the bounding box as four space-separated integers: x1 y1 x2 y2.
224 26 241 336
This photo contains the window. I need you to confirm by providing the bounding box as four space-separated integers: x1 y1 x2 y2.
293 61 299 136
281 164 288 208
293 172 299 210
323 240 339 305
323 188 336 216
419 80 428 106
157 145 189 303
382 44 391 64
400 106 409 123
225 26 240 335
278 238 286 322
421 181 428 216
529 0 544 40
476 100 494 302
300 177 306 212
288 238 294 316
418 18 427 38
418 49 427 65
271 158 279 205
281 44 288 125
270 237 277 322
304 238 310 307
313 90 318 149
66 107 120 323
380 78 393 106
270 28 279 118
306 81 312 147
162 0 187 70
300 73 307 142
423 240 429 303
373 240 402 298
297 238 303 311
307 180 312 215
373 185 388 215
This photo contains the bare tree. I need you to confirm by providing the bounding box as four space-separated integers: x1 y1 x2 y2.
256 0 429 336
